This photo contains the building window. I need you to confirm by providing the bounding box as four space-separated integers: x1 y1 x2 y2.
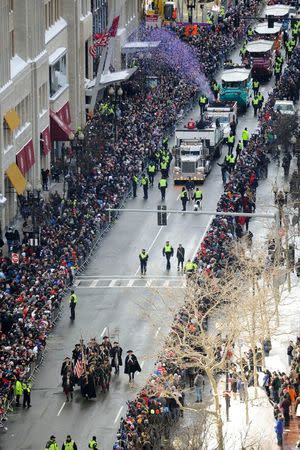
3 121 12 149
15 96 30 130
49 54 67 97
39 83 48 113
45 0 60 30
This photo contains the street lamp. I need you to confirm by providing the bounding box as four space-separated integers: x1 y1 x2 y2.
0 194 7 238
69 130 84 173
187 0 196 24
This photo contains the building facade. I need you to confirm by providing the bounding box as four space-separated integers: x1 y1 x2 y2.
0 0 93 225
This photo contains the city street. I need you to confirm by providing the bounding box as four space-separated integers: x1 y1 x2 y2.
0 58 277 448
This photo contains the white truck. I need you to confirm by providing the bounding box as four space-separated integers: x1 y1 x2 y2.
173 122 223 184
204 101 238 142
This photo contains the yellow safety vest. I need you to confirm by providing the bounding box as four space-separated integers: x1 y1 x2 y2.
252 97 259 106
45 442 59 450
22 382 32 392
62 441 76 450
139 252 148 260
159 179 167 187
69 294 77 305
227 135 234 144
180 191 187 198
141 177 148 186
185 261 195 271
88 440 97 449
15 380 23 395
195 190 203 199
242 130 249 140
160 161 167 170
253 81 259 88
148 165 155 173
164 244 172 253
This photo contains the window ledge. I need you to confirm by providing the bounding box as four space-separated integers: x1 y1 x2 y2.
49 84 69 101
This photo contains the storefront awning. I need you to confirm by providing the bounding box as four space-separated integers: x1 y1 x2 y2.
41 126 51 155
6 163 26 194
16 140 35 175
4 109 21 131
121 41 160 54
50 108 73 141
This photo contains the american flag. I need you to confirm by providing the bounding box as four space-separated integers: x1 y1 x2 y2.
74 358 83 378
88 16 120 59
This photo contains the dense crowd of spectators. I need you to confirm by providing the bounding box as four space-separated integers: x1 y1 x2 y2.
113 19 300 450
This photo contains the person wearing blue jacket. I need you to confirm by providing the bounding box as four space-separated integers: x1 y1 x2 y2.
275 414 284 446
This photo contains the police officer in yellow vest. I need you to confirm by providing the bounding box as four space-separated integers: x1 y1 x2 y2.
160 160 168 178
158 177 168 201
193 188 203 210
227 132 235 154
240 43 247 58
242 127 250 148
184 259 198 275
69 290 78 321
88 436 98 449
252 95 259 116
62 435 77 450
180 187 188 211
211 80 220 101
14 377 23 406
227 154 236 173
132 174 138 198
22 378 32 408
147 162 156 186
257 91 264 111
247 26 253 38
162 137 169 150
163 241 174 271
141 174 149 200
286 38 296 59
45 435 59 450
139 249 149 276
199 94 208 115
236 140 243 158
252 79 260 96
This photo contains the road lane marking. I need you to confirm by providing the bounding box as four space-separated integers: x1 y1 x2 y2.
155 327 161 338
109 279 117 287
127 279 135 287
190 215 213 261
57 402 65 416
114 406 124 424
100 327 107 337
134 193 181 276
90 279 98 287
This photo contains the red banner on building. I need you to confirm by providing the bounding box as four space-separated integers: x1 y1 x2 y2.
16 140 35 175
57 102 71 125
42 126 51 155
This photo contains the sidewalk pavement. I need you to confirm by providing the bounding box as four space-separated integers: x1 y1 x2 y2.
4 178 67 256
173 153 300 449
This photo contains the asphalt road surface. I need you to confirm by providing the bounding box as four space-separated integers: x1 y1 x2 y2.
0 47 277 450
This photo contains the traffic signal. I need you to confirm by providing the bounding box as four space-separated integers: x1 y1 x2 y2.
157 205 167 226
268 15 275 28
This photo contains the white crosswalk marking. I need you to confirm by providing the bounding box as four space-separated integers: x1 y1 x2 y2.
74 276 186 289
